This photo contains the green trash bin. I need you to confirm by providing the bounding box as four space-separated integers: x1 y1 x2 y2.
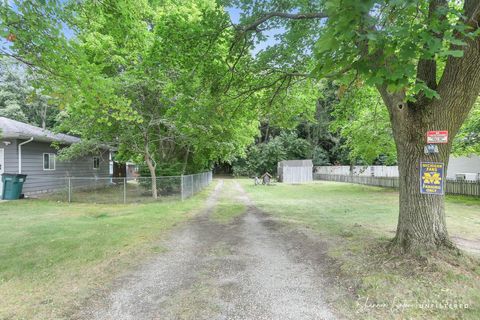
1 174 28 200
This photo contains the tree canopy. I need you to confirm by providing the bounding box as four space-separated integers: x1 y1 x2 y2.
2 0 480 250
230 0 480 252
0 57 57 128
1 0 317 177
454 98 480 155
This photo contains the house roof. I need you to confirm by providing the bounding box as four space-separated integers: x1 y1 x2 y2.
0 117 80 145
278 159 313 167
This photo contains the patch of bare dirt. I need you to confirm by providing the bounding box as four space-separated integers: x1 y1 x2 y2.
452 236 480 256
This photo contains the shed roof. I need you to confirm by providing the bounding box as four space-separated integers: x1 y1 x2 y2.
0 117 80 145
278 159 313 167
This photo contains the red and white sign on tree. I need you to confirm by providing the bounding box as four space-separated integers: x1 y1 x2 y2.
426 131 448 144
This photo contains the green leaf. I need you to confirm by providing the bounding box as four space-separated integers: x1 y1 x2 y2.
439 50 464 58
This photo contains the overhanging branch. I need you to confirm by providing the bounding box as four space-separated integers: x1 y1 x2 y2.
239 12 328 32
415 0 448 93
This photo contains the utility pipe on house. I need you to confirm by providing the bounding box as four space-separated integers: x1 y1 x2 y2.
18 137 34 174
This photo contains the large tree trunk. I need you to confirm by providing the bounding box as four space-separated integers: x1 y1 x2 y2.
388 104 453 252
376 17 480 252
182 146 190 174
380 90 477 252
41 105 48 129
394 147 452 252
144 150 158 199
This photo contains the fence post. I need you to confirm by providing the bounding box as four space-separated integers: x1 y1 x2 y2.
68 177 71 203
181 175 184 201
123 177 127 204
191 174 194 197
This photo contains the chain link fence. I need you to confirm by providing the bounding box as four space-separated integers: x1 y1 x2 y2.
180 171 212 200
24 172 213 204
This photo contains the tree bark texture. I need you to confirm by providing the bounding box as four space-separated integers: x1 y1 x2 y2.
386 99 453 251
378 33 480 252
144 149 158 199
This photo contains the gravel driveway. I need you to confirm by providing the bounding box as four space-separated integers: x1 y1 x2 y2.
75 180 337 320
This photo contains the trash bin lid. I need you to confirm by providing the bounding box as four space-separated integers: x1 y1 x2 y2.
1 173 18 178
1 173 27 182
1 173 16 182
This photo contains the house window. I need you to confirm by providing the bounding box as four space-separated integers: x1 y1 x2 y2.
43 153 56 170
93 156 100 169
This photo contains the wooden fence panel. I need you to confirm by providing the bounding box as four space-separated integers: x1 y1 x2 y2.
314 174 479 197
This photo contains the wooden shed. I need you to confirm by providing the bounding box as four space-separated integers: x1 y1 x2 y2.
277 159 313 184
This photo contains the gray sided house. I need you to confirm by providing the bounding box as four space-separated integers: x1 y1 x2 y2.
0 117 110 195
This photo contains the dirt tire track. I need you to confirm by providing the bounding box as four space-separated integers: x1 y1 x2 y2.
74 180 337 320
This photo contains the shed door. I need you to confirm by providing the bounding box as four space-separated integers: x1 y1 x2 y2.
0 148 4 196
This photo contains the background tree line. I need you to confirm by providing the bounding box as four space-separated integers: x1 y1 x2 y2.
0 0 314 196
2 54 478 180
231 77 480 177
0 57 59 129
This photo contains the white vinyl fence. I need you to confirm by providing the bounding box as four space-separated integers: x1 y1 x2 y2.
314 174 480 197
315 157 480 180
315 165 399 177
23 171 213 204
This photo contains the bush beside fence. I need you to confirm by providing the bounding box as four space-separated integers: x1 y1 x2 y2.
314 174 480 197
25 171 213 204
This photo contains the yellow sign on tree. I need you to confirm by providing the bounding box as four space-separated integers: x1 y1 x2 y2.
420 162 445 195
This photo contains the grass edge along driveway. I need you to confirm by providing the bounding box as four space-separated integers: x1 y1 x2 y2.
240 179 480 320
0 183 215 320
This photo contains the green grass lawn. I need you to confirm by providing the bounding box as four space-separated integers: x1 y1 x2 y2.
0 184 213 320
240 179 480 320
2 179 478 319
